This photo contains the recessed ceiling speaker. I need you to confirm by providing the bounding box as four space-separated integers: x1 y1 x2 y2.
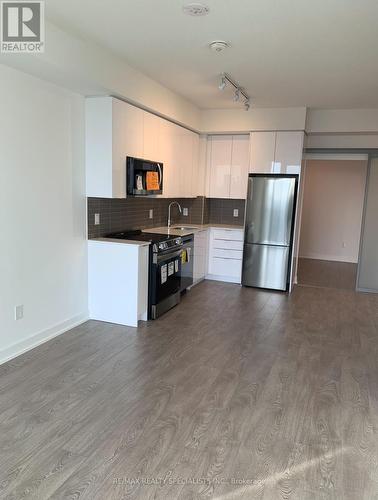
209 40 230 52
182 3 210 16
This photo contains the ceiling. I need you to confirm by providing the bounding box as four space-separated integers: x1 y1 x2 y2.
45 0 378 110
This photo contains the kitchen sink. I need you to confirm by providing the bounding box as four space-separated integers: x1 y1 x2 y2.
171 226 198 231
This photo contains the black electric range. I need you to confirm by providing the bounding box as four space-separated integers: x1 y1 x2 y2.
106 230 183 319
106 230 182 252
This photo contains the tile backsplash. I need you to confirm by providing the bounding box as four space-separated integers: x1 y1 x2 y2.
88 196 245 238
207 198 245 226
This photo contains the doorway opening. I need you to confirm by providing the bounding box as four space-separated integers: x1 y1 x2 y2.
298 156 368 290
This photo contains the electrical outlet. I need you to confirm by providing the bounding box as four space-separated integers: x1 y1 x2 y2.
183 208 189 216
233 209 239 217
15 305 24 321
149 209 154 219
94 213 100 225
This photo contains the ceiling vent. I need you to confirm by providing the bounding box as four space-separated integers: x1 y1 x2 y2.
209 40 230 52
182 3 210 16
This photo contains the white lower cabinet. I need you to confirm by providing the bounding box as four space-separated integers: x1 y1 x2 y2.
193 229 209 284
206 228 244 284
88 240 149 327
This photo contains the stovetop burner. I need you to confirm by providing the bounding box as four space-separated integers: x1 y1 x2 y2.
105 230 183 252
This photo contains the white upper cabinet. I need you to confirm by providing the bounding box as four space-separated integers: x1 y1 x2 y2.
178 127 194 198
209 135 233 198
143 111 161 162
112 99 144 198
230 135 250 199
86 96 200 199
86 97 143 198
158 121 195 199
274 131 304 175
208 135 250 199
249 131 276 174
191 133 201 197
158 119 177 198
249 131 304 175
86 97 114 198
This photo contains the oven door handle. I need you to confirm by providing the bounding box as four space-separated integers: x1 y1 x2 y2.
156 249 183 263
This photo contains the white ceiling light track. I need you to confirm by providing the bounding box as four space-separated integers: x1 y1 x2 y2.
219 73 250 111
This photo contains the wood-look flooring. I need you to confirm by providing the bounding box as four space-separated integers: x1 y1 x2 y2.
298 258 358 291
1 281 378 499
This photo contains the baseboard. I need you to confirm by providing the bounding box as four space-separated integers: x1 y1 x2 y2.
299 253 357 264
0 312 89 366
205 274 241 284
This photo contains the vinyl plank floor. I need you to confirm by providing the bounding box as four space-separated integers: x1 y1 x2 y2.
298 258 358 290
1 281 378 499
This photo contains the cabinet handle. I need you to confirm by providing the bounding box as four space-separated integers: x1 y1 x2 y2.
213 256 242 261
157 163 162 187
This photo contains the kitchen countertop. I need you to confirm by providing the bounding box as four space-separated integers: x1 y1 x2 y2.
89 237 150 247
89 224 244 245
144 224 244 237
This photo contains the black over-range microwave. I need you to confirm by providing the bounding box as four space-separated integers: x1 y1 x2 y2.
127 156 163 196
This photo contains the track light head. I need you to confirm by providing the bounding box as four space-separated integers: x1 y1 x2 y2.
218 75 226 91
233 89 240 102
244 100 250 111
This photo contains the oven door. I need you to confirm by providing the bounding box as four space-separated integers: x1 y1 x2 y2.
149 248 182 319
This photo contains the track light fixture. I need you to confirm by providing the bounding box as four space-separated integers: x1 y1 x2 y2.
218 73 251 111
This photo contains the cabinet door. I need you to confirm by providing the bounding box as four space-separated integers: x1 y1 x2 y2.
179 129 194 198
193 229 208 282
207 228 243 283
158 120 175 198
143 112 161 162
170 123 184 198
112 99 144 198
191 134 202 197
86 97 113 198
249 132 276 174
274 131 304 174
209 135 232 198
230 135 250 199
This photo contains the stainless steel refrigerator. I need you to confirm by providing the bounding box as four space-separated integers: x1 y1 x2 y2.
242 174 298 291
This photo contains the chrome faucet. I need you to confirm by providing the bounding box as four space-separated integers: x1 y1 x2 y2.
167 201 182 228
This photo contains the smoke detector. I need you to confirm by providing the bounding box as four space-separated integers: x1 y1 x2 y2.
183 3 210 16
209 40 230 52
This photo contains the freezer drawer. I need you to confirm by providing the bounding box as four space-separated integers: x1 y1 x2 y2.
242 243 290 291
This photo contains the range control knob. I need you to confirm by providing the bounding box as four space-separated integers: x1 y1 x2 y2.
175 239 182 245
159 242 167 251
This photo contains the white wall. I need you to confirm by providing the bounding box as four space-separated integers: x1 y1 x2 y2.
0 64 88 364
0 22 309 134
306 133 378 149
200 107 307 133
0 21 201 131
299 160 367 263
306 108 378 134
